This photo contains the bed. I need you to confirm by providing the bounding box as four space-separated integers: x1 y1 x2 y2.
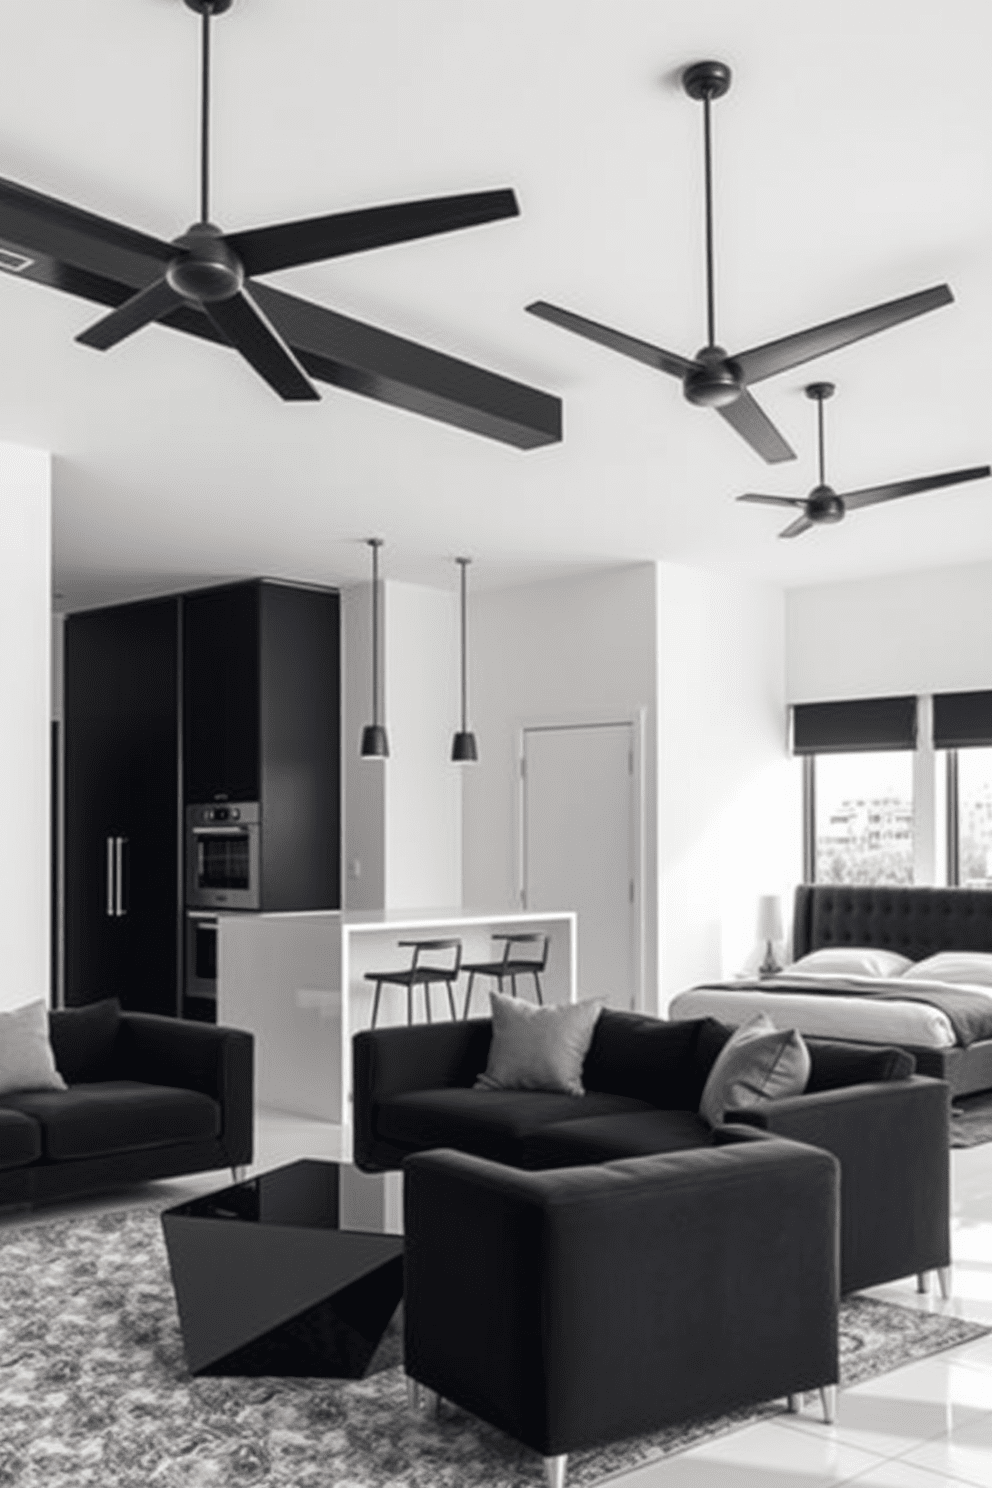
668 883 992 1097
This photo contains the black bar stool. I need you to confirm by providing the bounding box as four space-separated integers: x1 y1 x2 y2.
366 938 463 1029
461 933 550 1019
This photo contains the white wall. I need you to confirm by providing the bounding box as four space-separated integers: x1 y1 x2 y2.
657 562 799 1009
342 578 461 911
463 563 659 996
0 444 51 1009
788 560 992 701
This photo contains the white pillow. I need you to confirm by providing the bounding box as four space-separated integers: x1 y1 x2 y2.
0 999 67 1097
902 952 992 988
789 947 913 979
699 1012 810 1128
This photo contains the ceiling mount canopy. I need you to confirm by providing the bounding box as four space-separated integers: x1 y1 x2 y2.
526 60 953 464
738 382 991 538
0 0 562 444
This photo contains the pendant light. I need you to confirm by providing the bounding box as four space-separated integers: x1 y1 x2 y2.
451 557 478 762
360 538 389 758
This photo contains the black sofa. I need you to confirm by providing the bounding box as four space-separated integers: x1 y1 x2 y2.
353 1008 951 1294
404 1127 840 1488
0 1000 253 1208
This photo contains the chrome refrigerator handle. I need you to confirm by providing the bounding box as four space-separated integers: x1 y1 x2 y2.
115 837 127 918
106 836 116 917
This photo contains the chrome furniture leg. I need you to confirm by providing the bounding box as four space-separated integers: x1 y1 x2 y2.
544 1454 567 1488
820 1385 836 1424
938 1266 952 1299
917 1271 930 1294
787 1394 801 1413
421 1387 440 1418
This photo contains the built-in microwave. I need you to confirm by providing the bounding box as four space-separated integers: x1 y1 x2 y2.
185 802 261 910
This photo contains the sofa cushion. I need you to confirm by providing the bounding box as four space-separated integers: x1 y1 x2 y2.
377 1087 652 1167
583 1012 722 1109
0 1082 220 1160
806 1040 915 1091
524 1109 714 1169
0 1000 67 1097
476 993 603 1096
700 1014 810 1127
48 999 122 1084
0 1107 43 1170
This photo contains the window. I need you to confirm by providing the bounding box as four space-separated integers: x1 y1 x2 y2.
807 751 915 886
948 747 992 888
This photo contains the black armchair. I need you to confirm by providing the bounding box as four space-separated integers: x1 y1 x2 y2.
404 1131 840 1488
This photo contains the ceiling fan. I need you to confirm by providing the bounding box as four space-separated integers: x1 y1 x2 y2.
738 382 991 537
0 0 560 448
525 60 951 464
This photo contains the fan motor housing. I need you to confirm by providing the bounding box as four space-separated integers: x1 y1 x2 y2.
807 485 845 524
683 347 744 408
167 223 244 303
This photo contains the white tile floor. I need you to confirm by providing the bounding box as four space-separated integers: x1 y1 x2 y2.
4 1112 992 1487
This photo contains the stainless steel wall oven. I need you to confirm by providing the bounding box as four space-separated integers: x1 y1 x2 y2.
185 802 260 910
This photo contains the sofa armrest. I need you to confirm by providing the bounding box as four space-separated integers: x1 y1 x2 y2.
729 1075 950 1293
404 1139 839 1456
112 1014 254 1166
352 1019 492 1171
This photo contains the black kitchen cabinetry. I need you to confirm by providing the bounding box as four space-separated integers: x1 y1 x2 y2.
64 597 181 1015
183 580 341 912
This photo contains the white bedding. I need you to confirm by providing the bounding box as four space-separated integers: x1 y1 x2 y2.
667 971 992 1049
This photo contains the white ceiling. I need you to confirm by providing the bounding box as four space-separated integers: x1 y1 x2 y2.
0 0 990 608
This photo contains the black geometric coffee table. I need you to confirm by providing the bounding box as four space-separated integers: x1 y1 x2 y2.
161 1159 404 1378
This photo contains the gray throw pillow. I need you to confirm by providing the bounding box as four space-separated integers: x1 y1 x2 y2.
0 999 68 1097
699 1011 810 1128
475 991 603 1096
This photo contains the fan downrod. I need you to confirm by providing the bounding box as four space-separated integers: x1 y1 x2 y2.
682 61 732 101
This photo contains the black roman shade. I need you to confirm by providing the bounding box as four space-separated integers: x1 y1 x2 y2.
933 690 992 750
792 696 917 755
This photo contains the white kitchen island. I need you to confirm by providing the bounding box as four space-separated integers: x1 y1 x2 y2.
217 907 577 1161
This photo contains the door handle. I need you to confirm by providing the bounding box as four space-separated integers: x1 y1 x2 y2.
115 837 128 918
106 836 115 917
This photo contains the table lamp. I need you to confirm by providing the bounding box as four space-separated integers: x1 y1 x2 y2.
757 894 784 977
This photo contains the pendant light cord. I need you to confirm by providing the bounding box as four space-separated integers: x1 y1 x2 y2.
702 94 716 348
458 558 470 732
369 539 382 728
200 2 213 223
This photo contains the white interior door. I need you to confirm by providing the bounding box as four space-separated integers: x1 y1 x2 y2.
522 722 637 1010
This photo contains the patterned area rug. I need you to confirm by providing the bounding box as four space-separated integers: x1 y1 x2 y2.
952 1090 992 1147
0 1205 986 1488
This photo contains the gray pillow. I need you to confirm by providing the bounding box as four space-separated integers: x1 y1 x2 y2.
0 999 68 1097
475 991 603 1096
699 1011 810 1128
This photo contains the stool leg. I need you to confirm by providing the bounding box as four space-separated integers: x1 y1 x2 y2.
497 975 504 996
424 982 433 1023
445 979 457 1020
463 970 476 1019
407 985 413 1026
534 970 544 1005
371 980 383 1028
511 973 518 999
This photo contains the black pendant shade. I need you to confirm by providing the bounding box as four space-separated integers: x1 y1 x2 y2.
451 557 478 763
361 538 389 759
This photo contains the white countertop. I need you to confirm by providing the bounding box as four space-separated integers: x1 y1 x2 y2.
242 906 574 931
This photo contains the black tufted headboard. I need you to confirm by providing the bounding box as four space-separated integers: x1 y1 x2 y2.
792 884 992 964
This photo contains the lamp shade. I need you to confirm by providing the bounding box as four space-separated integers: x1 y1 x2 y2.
756 894 784 943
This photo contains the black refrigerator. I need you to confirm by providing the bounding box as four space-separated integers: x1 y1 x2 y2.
64 596 181 1015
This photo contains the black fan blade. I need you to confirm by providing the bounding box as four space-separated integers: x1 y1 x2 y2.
779 514 815 539
716 390 796 464
734 285 953 387
525 301 692 379
205 288 320 401
737 493 806 508
841 464 992 511
0 174 173 287
227 189 519 278
76 276 183 350
249 281 561 447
